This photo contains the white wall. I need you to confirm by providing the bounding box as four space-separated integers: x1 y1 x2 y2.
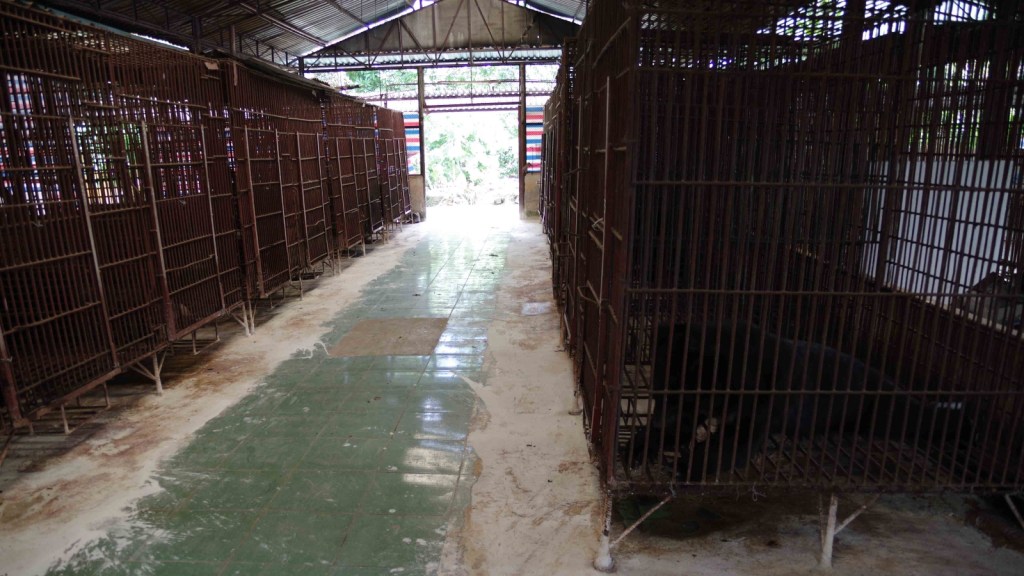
861 159 1018 296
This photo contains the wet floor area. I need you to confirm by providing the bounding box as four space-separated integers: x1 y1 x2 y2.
45 211 514 575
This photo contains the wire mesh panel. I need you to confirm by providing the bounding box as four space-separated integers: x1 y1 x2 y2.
0 2 253 422
377 108 411 227
354 123 385 238
277 129 304 276
325 94 373 253
204 111 246 311
547 0 1024 496
396 139 412 217
225 64 328 298
390 109 412 218
376 113 397 228
543 40 576 310
383 137 402 226
541 104 557 241
104 31 240 340
0 6 122 423
76 114 168 368
297 131 331 266
238 126 289 297
326 134 364 253
560 39 584 377
0 112 117 422
1 2 409 426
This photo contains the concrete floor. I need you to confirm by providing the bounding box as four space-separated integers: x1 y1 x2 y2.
0 205 1022 575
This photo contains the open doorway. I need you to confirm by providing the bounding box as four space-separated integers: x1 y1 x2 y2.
423 110 518 207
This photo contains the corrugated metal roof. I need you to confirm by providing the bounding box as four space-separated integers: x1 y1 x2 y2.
39 0 582 65
526 0 586 22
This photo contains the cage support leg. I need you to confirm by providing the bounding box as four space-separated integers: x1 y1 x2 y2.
594 493 615 572
154 354 164 394
129 352 166 395
0 430 14 469
819 493 839 569
60 404 70 435
1005 494 1024 531
568 387 583 416
247 303 257 335
612 494 674 549
818 493 879 569
229 305 251 336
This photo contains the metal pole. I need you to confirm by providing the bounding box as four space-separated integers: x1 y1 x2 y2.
275 130 294 287
68 116 120 369
418 67 427 177
0 329 21 424
140 124 177 339
296 131 311 267
518 62 527 212
199 125 227 312
243 126 265 297
594 492 615 572
191 16 202 54
819 493 839 569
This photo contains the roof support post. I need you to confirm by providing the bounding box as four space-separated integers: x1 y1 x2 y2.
418 67 427 177
518 62 526 214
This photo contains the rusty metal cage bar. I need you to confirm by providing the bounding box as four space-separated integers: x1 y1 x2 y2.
373 108 399 232
296 131 331 267
545 0 1024 495
224 63 331 298
376 108 412 228
395 109 413 219
0 5 119 424
396 132 412 218
357 112 385 239
94 12 244 343
542 39 577 314
0 1 407 426
324 94 375 254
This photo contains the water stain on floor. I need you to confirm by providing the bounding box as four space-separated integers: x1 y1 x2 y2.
329 317 449 357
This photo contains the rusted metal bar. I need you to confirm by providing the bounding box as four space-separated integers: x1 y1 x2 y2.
544 0 1024 499
141 125 177 340
0 2 409 428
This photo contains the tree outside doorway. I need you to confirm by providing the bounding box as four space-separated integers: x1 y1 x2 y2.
423 110 518 207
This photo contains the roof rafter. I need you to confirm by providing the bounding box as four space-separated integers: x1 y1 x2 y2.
35 0 581 70
304 0 576 70
234 0 327 47
323 0 371 27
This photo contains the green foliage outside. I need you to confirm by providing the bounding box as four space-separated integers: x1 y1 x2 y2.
308 65 530 205
424 111 518 206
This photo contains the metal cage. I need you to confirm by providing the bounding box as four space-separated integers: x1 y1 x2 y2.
546 0 1024 496
0 2 411 427
324 93 374 255
225 64 332 299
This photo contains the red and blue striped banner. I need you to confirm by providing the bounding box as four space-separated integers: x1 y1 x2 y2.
526 106 543 172
403 111 421 175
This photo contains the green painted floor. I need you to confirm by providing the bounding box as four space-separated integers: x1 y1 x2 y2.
48 221 511 576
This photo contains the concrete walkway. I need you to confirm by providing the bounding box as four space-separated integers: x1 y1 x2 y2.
36 206 539 575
